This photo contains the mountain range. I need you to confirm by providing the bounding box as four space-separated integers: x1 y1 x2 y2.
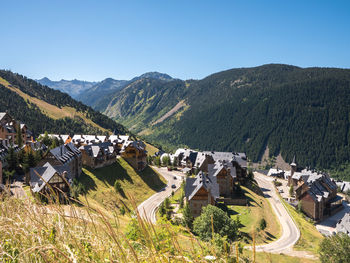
0 70 127 136
39 64 350 178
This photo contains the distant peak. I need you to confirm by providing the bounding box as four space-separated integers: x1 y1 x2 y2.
139 71 173 80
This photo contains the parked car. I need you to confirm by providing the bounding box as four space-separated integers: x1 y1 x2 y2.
173 176 177 180
171 184 176 189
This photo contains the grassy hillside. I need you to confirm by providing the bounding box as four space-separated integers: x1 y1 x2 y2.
76 158 166 228
229 185 281 245
0 70 127 136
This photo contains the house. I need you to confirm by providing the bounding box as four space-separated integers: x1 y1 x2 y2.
336 213 350 236
267 168 285 178
39 134 72 145
108 135 130 153
120 140 147 171
20 123 32 144
208 160 237 197
194 152 215 173
30 162 70 202
180 149 198 168
185 171 220 217
0 112 17 143
37 143 82 179
291 166 341 221
79 142 116 169
203 151 247 182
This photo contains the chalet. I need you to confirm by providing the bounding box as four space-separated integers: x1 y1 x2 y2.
173 148 186 166
0 112 17 143
120 140 147 171
194 152 215 173
40 134 72 145
208 160 237 197
290 164 341 221
20 123 32 144
185 171 220 217
203 151 248 182
108 135 129 153
79 142 116 169
180 149 198 168
37 143 82 179
336 213 350 236
267 168 285 178
71 134 108 147
30 162 70 202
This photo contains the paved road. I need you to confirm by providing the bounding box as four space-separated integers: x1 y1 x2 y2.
137 166 184 224
253 172 300 253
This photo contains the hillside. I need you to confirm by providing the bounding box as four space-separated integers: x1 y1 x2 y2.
87 64 350 176
0 70 127 136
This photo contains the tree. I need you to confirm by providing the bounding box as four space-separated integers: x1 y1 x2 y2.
319 233 350 263
193 205 239 242
259 218 267 230
6 147 18 172
289 185 294 197
22 151 36 173
16 123 23 148
114 181 122 193
41 131 52 147
154 156 161 167
182 202 194 229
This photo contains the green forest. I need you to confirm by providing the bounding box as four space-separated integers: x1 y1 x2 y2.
94 64 350 179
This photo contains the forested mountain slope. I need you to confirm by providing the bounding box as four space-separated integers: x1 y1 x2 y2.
0 70 127 136
99 64 350 172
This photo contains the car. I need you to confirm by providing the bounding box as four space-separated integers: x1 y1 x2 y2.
171 184 176 189
173 176 177 180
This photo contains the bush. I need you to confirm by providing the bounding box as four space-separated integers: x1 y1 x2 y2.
114 181 122 193
319 233 350 263
70 179 86 199
274 181 282 187
259 218 267 230
193 205 239 242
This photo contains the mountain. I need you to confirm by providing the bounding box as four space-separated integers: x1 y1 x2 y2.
36 77 97 99
76 78 128 110
0 70 127 136
96 64 350 176
38 71 174 110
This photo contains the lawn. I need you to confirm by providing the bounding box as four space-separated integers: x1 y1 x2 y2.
228 185 281 245
281 198 323 254
76 158 166 228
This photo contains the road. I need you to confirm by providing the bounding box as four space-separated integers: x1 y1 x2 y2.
137 166 184 224
253 172 300 254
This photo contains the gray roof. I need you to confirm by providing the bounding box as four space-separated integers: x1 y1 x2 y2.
295 169 337 202
81 142 115 157
336 213 350 236
208 160 237 179
203 151 247 168
50 143 81 164
30 162 70 193
185 171 220 201
0 112 7 121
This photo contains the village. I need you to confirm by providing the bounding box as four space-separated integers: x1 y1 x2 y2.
1 110 350 241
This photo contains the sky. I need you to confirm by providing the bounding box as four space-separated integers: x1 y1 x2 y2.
0 0 349 81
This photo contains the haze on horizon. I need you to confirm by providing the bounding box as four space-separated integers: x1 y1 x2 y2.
1 0 349 82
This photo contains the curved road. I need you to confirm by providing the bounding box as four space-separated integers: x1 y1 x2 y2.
253 172 300 253
137 166 184 224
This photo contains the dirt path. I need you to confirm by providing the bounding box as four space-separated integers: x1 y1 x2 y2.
152 100 185 125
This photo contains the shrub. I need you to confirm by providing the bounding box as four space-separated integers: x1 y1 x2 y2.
114 181 122 193
193 205 239 242
319 233 350 263
259 218 267 230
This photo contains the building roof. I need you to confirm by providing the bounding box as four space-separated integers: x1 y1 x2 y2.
30 162 69 193
185 171 220 201
81 142 115 157
336 213 350 236
267 168 285 177
203 151 247 168
208 160 237 179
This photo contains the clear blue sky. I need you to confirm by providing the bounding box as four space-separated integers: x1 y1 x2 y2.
1 0 349 81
